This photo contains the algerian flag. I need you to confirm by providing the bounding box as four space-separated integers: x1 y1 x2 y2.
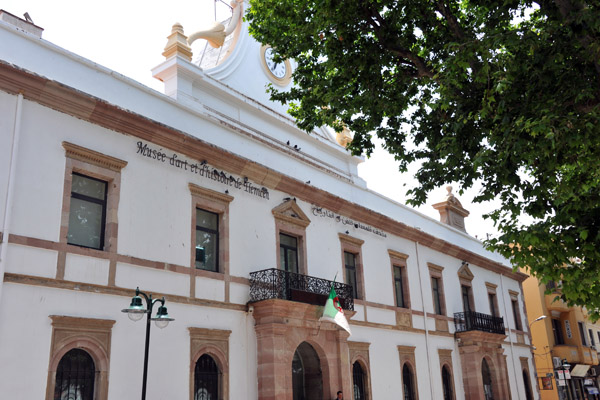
320 284 351 335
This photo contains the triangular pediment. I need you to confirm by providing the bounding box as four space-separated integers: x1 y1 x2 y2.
457 263 474 282
272 200 311 228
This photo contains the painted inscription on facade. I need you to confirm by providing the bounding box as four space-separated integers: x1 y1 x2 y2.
136 141 269 199
311 206 387 238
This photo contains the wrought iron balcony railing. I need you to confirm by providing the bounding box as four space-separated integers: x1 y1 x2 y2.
249 268 354 311
454 311 505 335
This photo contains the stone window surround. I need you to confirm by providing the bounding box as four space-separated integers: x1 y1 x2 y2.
46 315 115 400
273 200 310 276
398 345 419 400
428 263 447 316
519 357 534 395
189 183 233 274
339 233 365 300
59 142 127 283
438 349 455 400
189 327 231 400
485 282 500 317
389 250 410 310
458 263 475 313
509 290 523 332
349 341 372 400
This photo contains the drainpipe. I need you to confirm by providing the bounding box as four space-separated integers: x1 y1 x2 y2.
500 273 521 400
0 93 23 304
415 242 435 399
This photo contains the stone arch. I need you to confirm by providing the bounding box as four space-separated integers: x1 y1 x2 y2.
522 368 533 400
441 363 455 400
190 344 228 400
481 356 500 400
291 341 325 400
188 327 230 400
351 357 370 400
401 361 419 400
46 316 114 400
191 344 228 376
49 335 109 372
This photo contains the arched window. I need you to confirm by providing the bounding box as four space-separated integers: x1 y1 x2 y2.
442 365 453 400
482 359 494 400
353 362 366 400
402 364 416 400
522 369 533 400
194 354 220 400
54 348 95 400
292 342 322 400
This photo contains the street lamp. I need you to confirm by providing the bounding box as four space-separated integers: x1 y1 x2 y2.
122 287 174 400
529 315 547 327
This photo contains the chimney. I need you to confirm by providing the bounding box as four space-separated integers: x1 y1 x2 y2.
0 10 43 38
432 186 470 233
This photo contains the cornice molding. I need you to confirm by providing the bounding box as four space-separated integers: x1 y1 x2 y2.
189 183 234 204
388 249 409 260
338 233 365 247
62 141 127 172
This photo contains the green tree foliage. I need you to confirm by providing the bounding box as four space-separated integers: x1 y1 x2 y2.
247 0 600 317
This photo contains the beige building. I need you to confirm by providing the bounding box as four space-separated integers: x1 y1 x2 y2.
523 270 600 400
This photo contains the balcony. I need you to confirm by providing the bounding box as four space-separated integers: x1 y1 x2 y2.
249 268 354 311
454 311 505 335
553 344 581 364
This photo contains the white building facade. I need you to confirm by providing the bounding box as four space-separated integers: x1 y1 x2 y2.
0 5 538 400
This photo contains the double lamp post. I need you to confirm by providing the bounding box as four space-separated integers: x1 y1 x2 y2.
122 287 174 400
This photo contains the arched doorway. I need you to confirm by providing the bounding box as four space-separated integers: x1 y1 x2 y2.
353 362 366 400
442 365 454 400
54 348 95 400
522 369 533 400
482 358 494 400
402 363 416 400
292 342 323 400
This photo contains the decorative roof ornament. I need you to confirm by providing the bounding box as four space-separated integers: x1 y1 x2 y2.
187 0 243 49
162 22 193 61
432 186 470 233
336 127 353 148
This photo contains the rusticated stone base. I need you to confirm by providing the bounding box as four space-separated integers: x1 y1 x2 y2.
252 299 353 400
456 330 511 400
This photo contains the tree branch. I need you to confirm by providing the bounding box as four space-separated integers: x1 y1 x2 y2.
435 1 466 41
365 7 435 79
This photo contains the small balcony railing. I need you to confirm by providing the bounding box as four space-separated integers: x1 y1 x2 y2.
454 311 505 335
249 268 354 311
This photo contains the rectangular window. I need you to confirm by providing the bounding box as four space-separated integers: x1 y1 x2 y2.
345 251 358 299
461 285 472 313
393 266 407 308
429 263 446 316
67 173 107 250
279 233 299 274
578 322 588 346
552 319 565 345
432 277 442 315
195 208 219 272
488 293 498 317
590 329 596 347
511 299 522 330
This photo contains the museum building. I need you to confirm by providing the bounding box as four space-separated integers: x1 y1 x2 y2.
0 4 538 399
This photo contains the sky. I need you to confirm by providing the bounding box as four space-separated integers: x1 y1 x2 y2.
2 0 501 240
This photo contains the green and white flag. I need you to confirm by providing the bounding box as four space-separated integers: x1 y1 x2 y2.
320 284 351 335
